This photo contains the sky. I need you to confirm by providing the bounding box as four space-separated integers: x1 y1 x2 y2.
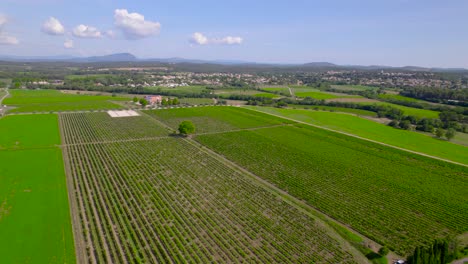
0 0 467 67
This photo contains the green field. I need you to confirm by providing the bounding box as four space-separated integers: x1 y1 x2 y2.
378 94 421 102
148 85 208 96
262 87 291 95
292 87 360 100
58 111 362 263
0 114 75 263
245 106 468 164
196 122 468 255
4 89 127 113
254 92 280 98
65 74 113 80
145 106 293 133
295 91 340 99
331 85 378 91
179 97 214 105
0 114 60 149
290 105 378 117
358 102 440 118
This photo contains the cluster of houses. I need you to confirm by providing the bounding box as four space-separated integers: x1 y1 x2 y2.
144 95 163 105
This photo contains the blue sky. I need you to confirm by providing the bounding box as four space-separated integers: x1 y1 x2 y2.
1 0 467 67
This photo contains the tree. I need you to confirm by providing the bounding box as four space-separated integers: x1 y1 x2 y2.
445 128 456 141
435 128 445 139
172 98 180 105
399 120 411 130
139 98 148 107
388 120 399 128
133 97 138 103
378 246 389 256
178 121 195 136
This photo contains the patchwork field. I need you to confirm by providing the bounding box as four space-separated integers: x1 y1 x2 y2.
144 106 293 133
245 106 468 164
331 85 378 91
4 89 126 113
291 87 361 100
378 94 420 102
357 101 440 118
0 114 75 263
195 123 468 255
59 111 362 263
290 105 378 117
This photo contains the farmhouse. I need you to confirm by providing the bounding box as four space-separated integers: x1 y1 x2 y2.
145 95 163 105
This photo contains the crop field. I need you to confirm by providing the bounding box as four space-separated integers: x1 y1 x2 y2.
179 97 214 105
292 88 361 100
331 85 378 91
59 112 361 263
254 92 280 98
59 112 169 144
148 85 208 96
378 94 420 102
357 101 439 118
65 74 113 80
262 87 291 95
246 106 468 164
144 106 293 133
0 114 61 149
0 114 75 263
196 123 468 255
290 105 378 117
4 89 127 113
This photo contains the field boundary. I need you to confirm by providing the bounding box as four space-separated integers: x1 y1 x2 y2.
58 115 87 264
246 106 468 167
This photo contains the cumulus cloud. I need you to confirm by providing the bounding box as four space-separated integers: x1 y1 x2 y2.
0 14 19 45
190 32 243 46
190 32 209 45
114 9 161 39
64 39 73 49
212 36 243 45
0 15 7 27
42 17 65 35
105 30 116 38
0 35 19 45
72 24 101 38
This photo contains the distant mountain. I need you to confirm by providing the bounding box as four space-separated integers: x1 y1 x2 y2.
302 62 337 67
0 53 466 72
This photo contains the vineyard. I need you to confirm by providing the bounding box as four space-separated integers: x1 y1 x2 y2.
60 112 362 263
195 123 468 255
246 106 468 164
144 106 293 133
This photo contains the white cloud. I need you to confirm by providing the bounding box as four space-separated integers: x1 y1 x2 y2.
114 9 161 39
0 34 19 45
105 30 116 38
0 14 7 27
190 32 243 46
0 14 19 45
190 32 209 45
212 36 243 45
64 39 73 49
42 17 65 35
73 24 101 38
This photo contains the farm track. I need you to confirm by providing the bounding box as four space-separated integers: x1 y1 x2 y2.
59 112 363 263
59 117 89 264
246 107 468 167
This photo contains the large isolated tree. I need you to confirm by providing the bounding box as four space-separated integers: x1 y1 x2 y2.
445 128 456 141
178 121 196 136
